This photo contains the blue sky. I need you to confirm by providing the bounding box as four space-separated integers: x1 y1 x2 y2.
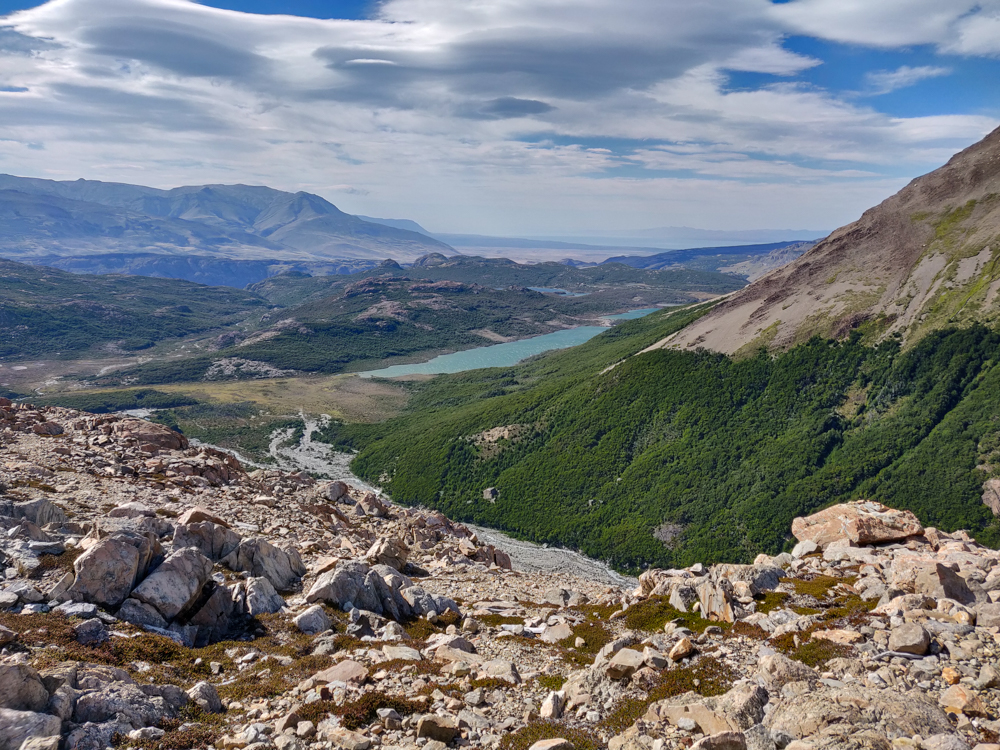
0 0 996 235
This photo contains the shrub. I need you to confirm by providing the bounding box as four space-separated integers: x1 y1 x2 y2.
499 721 603 750
599 656 737 734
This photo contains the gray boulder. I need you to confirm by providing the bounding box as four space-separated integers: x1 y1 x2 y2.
130 546 213 620
765 684 951 748
241 576 286 615
73 683 172 728
222 538 305 591
187 681 222 713
67 536 141 608
0 664 48 712
914 563 975 605
187 582 237 646
0 498 68 527
295 604 332 635
117 597 169 630
0 708 60 750
173 521 242 562
888 622 930 655
65 718 133 750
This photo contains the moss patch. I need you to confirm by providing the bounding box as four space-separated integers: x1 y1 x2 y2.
623 597 727 634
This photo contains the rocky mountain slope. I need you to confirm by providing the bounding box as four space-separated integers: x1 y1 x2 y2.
0 175 452 264
5 404 1000 750
663 126 1000 355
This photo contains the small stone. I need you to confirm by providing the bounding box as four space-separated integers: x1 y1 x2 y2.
669 637 696 661
942 667 961 685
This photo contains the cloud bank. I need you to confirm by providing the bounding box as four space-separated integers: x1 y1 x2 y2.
0 0 995 234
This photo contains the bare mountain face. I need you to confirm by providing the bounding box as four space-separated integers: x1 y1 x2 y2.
664 126 1000 355
0 175 454 263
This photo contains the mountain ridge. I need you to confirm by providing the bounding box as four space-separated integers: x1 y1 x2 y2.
0 174 454 263
663 125 1000 355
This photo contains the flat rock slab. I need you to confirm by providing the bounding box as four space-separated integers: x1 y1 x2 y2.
312 660 368 686
791 500 922 548
383 645 422 662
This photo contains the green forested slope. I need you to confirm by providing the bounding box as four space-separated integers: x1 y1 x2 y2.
327 305 1000 572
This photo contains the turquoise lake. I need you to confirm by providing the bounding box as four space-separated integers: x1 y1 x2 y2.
358 308 661 379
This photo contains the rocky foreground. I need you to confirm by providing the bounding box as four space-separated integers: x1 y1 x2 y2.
4 402 1000 750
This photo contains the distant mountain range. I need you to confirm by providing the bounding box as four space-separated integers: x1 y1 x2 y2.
0 175 453 264
0 173 822 286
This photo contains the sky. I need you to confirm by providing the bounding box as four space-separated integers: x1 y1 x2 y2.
0 0 997 236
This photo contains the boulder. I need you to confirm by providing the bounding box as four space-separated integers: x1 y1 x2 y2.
541 691 565 720
222 538 305 591
529 741 573 750
606 648 646 680
130 546 213 620
65 718 134 750
312 660 368 686
73 683 172 728
976 603 1000 629
74 618 108 645
541 622 573 644
914 563 975 605
176 507 229 528
67 536 141 608
187 681 222 713
0 664 48 712
187 582 237 645
765 684 951 745
112 418 188 450
117 598 169 630
383 645 422 661
416 715 459 743
242 576 286 615
791 500 923 549
294 605 332 635
0 498 68 527
365 537 408 571
692 733 747 750
888 622 930 655
108 502 155 519
31 421 63 436
670 637 696 661
173 521 241 562
940 685 987 716
757 654 819 691
0 708 61 750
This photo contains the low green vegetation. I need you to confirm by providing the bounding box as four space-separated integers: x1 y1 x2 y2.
37 388 199 414
317 300 1000 571
149 402 301 463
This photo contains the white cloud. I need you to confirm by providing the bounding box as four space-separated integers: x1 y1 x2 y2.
0 0 993 235
865 66 952 95
771 0 1000 55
